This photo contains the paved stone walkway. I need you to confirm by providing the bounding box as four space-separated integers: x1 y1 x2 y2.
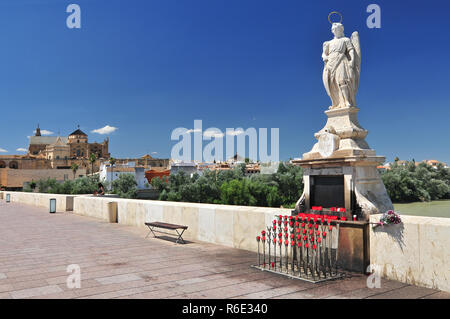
0 201 448 299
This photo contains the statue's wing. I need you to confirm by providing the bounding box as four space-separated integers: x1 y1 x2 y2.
351 31 361 90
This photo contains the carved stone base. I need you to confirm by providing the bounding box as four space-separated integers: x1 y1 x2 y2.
302 107 376 160
294 106 393 220
293 157 393 220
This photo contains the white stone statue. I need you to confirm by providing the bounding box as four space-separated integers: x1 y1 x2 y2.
322 23 361 109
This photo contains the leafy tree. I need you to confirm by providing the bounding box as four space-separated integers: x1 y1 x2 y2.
71 163 79 180
112 174 138 199
89 153 97 175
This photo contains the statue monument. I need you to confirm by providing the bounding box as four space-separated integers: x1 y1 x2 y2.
293 13 393 221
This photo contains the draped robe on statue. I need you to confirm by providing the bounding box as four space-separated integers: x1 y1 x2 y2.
322 35 360 109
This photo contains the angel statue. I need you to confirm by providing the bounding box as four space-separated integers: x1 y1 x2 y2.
322 22 361 109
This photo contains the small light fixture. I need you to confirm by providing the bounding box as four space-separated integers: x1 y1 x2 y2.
6 194 10 203
49 198 56 214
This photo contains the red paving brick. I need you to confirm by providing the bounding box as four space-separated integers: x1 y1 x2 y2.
0 201 448 299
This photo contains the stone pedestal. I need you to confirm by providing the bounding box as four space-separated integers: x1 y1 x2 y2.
293 106 393 221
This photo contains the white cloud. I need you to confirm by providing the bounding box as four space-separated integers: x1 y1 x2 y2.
226 129 245 136
204 130 224 138
33 129 54 136
16 148 27 152
185 128 202 134
91 125 118 135
151 152 158 155
0 148 8 153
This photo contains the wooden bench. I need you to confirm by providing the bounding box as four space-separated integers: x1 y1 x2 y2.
145 222 188 244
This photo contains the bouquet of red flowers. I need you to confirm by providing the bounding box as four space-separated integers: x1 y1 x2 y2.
374 210 402 228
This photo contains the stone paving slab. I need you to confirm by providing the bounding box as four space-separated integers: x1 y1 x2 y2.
0 201 449 299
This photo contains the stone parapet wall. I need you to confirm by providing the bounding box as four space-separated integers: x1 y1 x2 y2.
370 214 449 292
73 196 291 252
0 191 77 212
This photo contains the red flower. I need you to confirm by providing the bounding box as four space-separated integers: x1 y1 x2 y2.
329 225 333 231
278 215 282 220
273 225 276 231
290 234 294 239
273 220 276 225
316 230 321 236
302 229 306 234
309 230 313 235
278 239 282 244
313 244 317 249
301 223 305 228
256 236 260 241
273 238 276 243
297 234 301 240
295 216 299 221
261 230 266 235
278 220 281 225
291 240 295 246
284 233 288 238
295 221 299 227
284 226 288 232
296 228 300 233
271 262 274 268
289 216 293 220
289 221 293 227
317 238 322 243
284 215 288 220
310 237 314 242
262 236 266 241
284 239 289 246
305 243 309 248
284 220 288 226
314 224 319 229
308 224 312 229
278 233 282 238
322 231 327 237
298 242 302 248
303 235 307 241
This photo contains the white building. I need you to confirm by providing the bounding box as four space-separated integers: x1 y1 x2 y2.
100 162 148 190
170 161 199 177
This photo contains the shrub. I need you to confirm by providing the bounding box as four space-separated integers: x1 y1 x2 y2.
112 174 138 199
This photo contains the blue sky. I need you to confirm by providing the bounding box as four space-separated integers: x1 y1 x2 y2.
0 0 449 164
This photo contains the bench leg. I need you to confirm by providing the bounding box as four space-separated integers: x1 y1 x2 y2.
175 229 186 244
145 226 157 239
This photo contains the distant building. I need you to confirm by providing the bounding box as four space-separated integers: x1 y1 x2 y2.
145 167 170 184
0 168 86 190
99 162 148 190
421 159 448 169
170 162 198 176
245 164 260 176
29 125 109 161
106 155 169 169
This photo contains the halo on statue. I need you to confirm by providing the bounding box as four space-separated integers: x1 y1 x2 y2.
328 11 343 24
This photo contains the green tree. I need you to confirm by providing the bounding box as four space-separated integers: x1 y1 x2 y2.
71 163 79 180
89 153 97 175
112 174 138 199
109 157 116 189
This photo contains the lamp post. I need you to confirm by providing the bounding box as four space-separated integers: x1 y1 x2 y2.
49 198 56 214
